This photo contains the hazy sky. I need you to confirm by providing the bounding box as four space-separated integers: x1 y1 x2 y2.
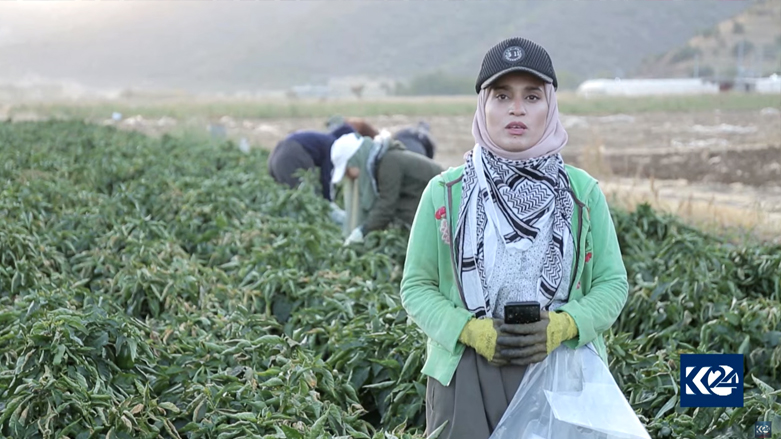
0 1 757 92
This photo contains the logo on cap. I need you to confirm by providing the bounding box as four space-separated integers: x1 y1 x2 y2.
503 46 524 62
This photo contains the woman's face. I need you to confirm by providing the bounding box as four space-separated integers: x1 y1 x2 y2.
484 72 549 153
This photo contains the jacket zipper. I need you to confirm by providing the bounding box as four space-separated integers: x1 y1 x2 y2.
547 187 587 310
445 178 468 307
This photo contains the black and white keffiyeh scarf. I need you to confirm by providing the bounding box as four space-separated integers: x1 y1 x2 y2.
454 145 574 318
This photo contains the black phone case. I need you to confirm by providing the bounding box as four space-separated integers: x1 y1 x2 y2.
504 301 541 324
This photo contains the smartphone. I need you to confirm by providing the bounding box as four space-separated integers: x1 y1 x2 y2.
504 301 541 324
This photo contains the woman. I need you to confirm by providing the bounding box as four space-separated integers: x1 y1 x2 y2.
399 37 628 438
331 131 444 245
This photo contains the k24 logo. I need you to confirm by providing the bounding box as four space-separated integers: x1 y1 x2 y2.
754 421 772 439
680 354 744 408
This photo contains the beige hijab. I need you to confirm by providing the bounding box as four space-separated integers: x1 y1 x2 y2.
471 83 568 160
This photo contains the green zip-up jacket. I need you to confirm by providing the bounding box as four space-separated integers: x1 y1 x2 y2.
400 164 628 387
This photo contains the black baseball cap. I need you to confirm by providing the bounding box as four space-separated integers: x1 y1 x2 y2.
475 37 558 93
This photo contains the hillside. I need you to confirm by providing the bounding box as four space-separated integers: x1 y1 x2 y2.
635 0 781 79
0 1 754 92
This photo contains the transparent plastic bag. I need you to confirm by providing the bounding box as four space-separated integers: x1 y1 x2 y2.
489 344 651 439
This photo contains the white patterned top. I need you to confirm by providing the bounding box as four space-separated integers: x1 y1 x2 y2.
488 221 574 319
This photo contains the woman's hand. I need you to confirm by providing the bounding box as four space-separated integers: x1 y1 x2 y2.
487 318 510 367
458 318 499 362
493 311 550 366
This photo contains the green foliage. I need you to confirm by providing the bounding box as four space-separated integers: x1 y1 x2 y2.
611 205 781 435
1 122 779 438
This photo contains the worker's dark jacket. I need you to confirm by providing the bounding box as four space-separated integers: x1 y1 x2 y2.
365 143 444 232
393 128 436 159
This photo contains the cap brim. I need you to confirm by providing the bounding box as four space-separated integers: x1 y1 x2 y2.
332 162 347 185
330 133 363 184
481 67 553 90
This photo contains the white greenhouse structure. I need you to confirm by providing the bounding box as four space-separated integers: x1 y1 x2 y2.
576 78 720 97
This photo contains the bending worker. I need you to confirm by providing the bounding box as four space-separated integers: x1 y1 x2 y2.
268 123 355 201
331 131 444 245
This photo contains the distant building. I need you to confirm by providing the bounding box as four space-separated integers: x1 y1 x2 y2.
576 78 720 97
757 74 781 94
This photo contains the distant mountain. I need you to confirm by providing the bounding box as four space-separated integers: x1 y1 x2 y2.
635 0 781 79
0 1 754 92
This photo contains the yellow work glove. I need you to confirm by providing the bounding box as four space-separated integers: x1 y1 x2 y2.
546 311 578 354
458 318 498 361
